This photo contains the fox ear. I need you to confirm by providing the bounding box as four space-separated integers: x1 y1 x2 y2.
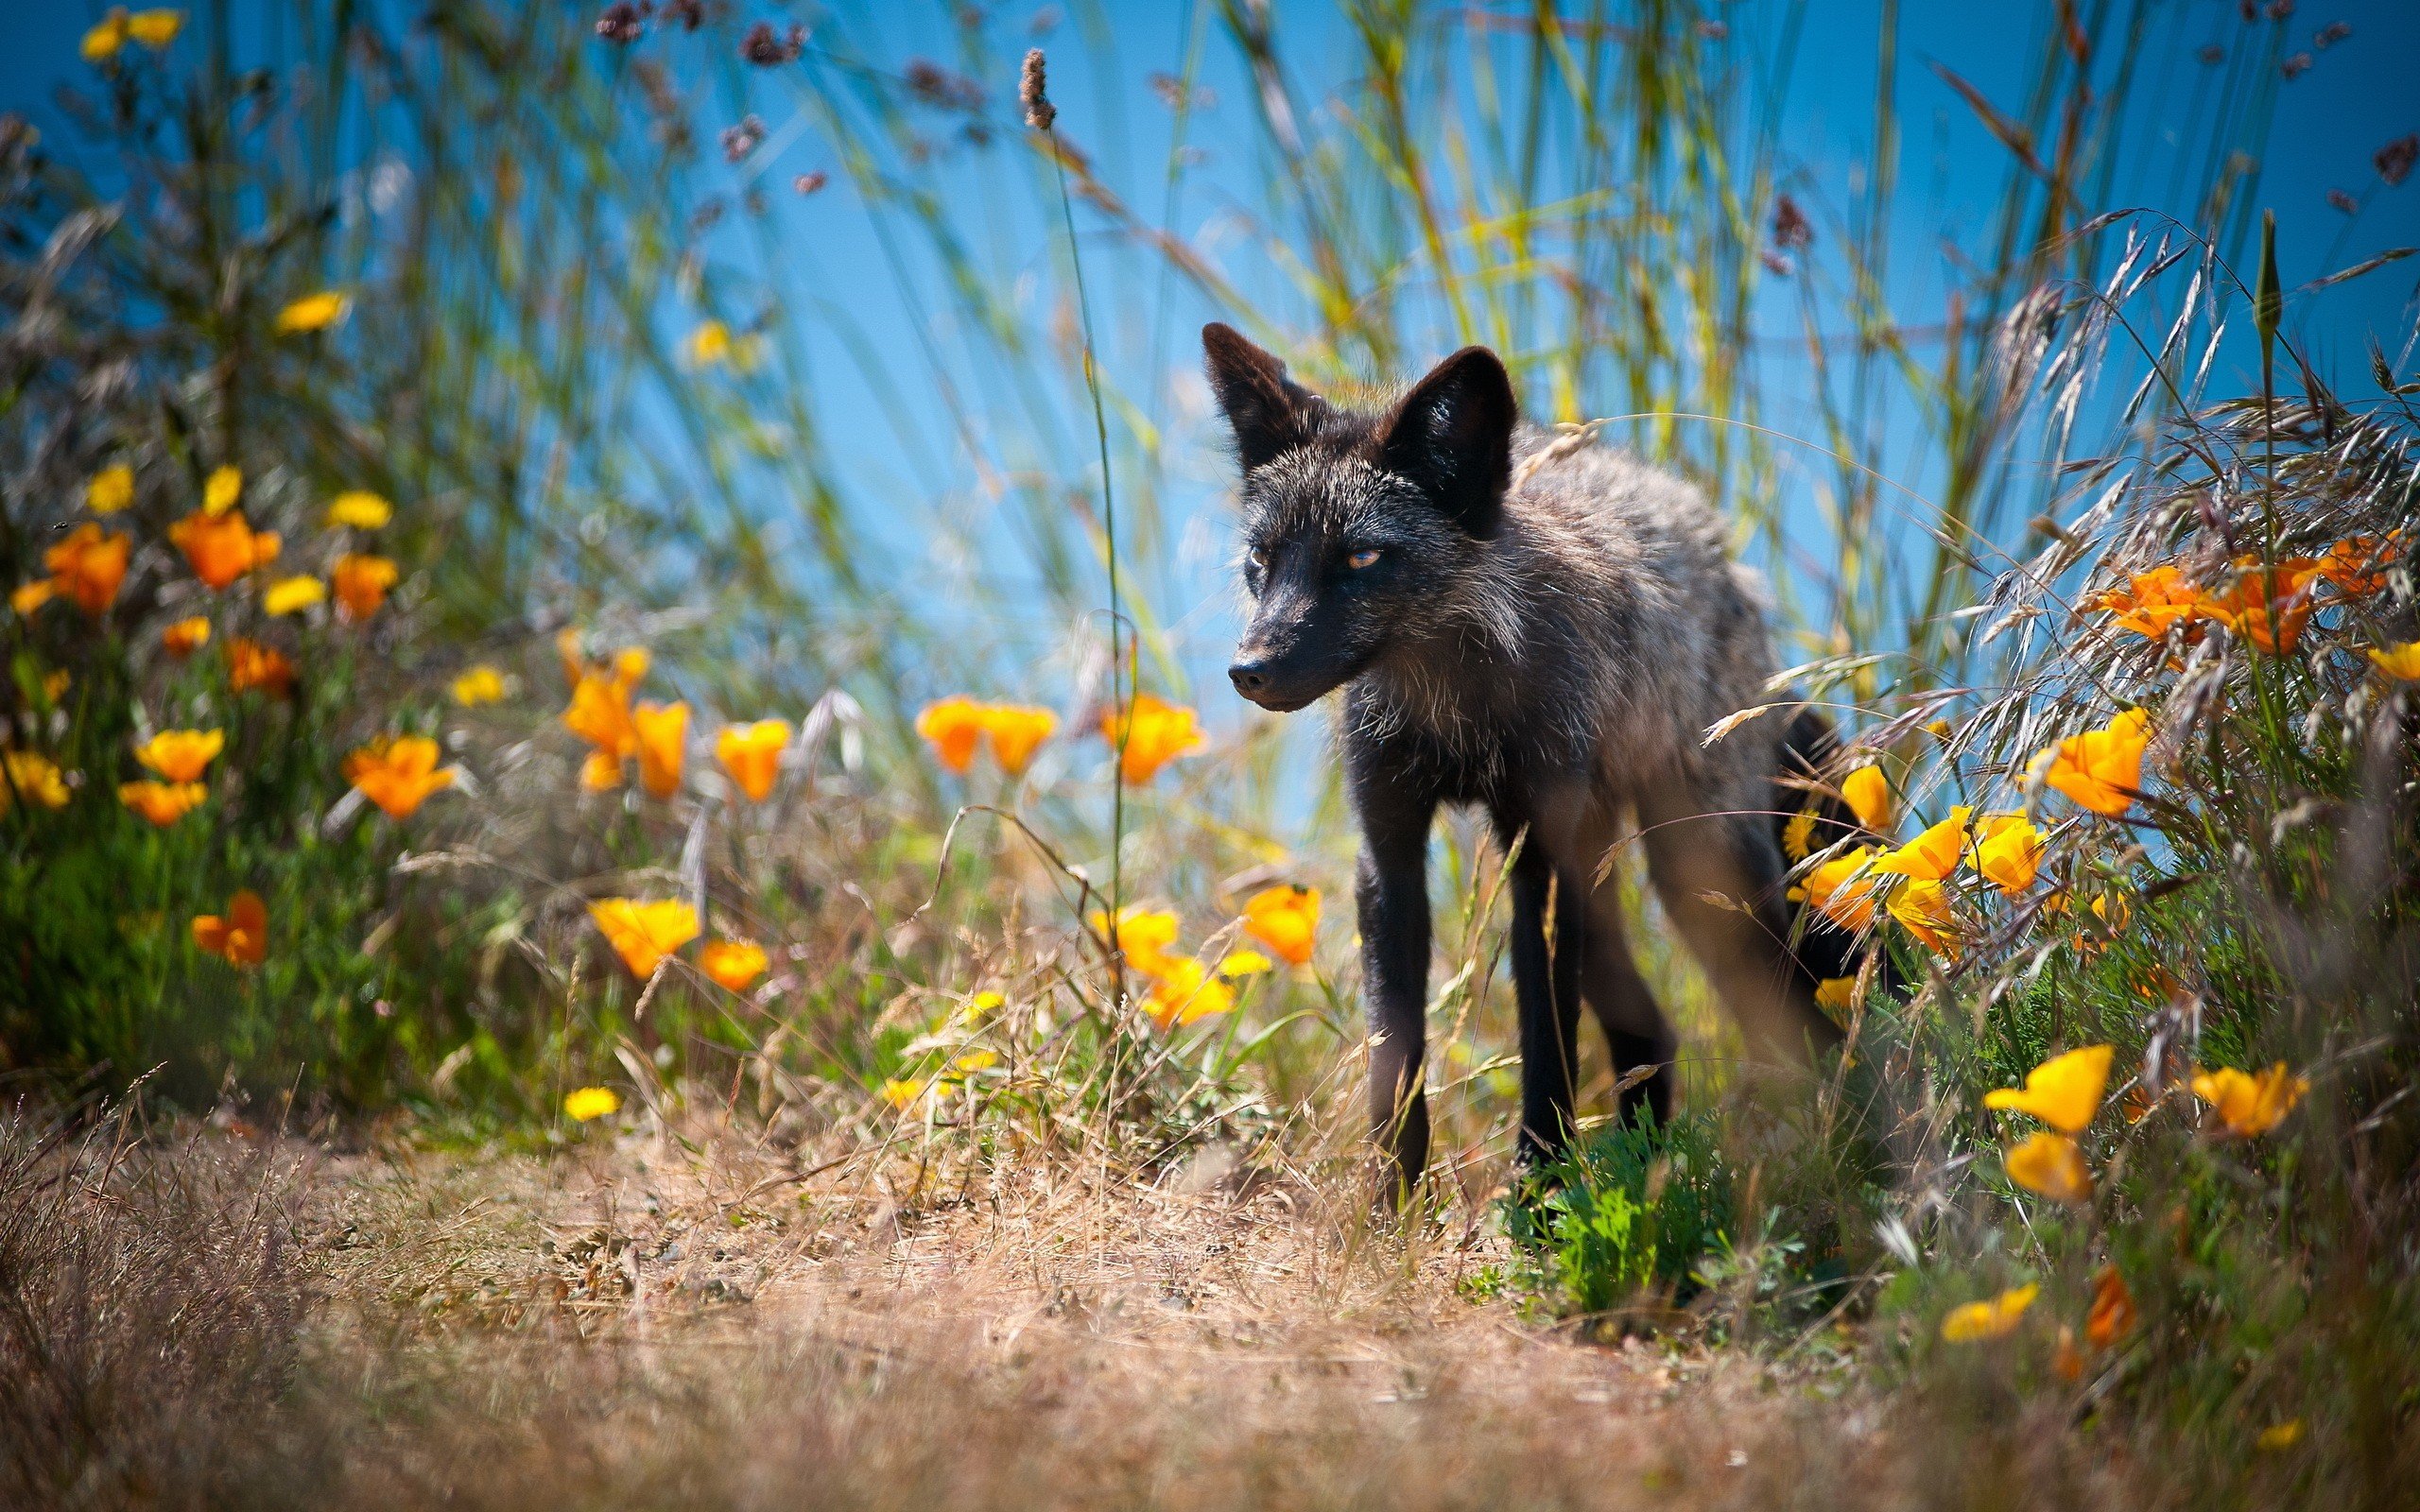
1203 322 1326 472
1377 346 1515 540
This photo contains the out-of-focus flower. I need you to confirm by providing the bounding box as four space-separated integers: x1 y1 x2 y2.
203 465 243 516
1940 1283 2038 1343
1217 949 1274 978
2366 641 2420 681
170 508 279 589
2032 708 2151 817
1814 977 1857 1014
589 898 700 978
82 10 131 62
632 700 689 798
2093 565 2202 638
10 581 54 615
1876 806 1971 880
1142 956 1235 1029
1781 806 1818 860
1972 814 2045 895
43 524 130 615
324 490 393 529
563 1086 620 1123
563 651 649 787
2 750 72 810
1101 693 1204 784
344 736 456 819
2190 1062 2308 1137
699 938 769 991
1789 845 1884 931
978 704 1057 775
1840 765 1893 831
2257 1420 2305 1452
41 670 69 703
951 1050 998 1075
2003 1131 2093 1203
2195 557 2323 653
715 719 790 801
119 780 206 826
161 616 211 657
880 1077 927 1109
192 889 268 966
263 576 325 616
86 463 135 514
331 554 398 620
916 696 987 774
1089 905 1181 975
126 9 183 48
1887 877 1960 954
1241 884 1321 966
226 638 295 697
2084 1265 2135 1349
451 665 507 705
683 318 734 368
135 729 224 783
275 290 351 334
1984 1044 2114 1133
2319 534 2397 596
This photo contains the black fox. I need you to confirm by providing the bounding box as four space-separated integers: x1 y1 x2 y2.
1204 323 1863 1195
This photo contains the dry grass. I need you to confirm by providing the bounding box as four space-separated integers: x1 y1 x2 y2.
0 1105 2176 1512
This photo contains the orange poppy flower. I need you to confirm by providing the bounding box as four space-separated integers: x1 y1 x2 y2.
119 780 206 827
2 749 72 809
562 651 650 788
589 898 700 978
1839 765 1893 832
44 524 131 615
2003 1131 2093 1204
10 580 56 616
715 719 790 802
1984 1045 2114 1133
978 703 1058 775
1241 884 1321 966
2189 1062 2309 1137
134 729 224 783
192 888 268 966
343 736 456 819
1100 693 1205 784
1887 878 1961 954
1875 807 1972 881
1087 905 1183 976
331 553 399 620
632 700 689 798
2084 1265 2135 1348
2317 533 2398 596
2031 708 2151 817
699 938 770 991
1789 845 1885 932
1940 1283 2038 1343
915 696 987 774
2092 565 2203 639
161 616 211 656
226 638 296 697
1142 956 1236 1030
169 508 280 589
2195 557 2322 654
1971 814 2045 895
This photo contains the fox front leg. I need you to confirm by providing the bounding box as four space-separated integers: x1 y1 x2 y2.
1354 777 1438 1206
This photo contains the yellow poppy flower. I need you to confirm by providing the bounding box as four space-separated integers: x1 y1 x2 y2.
685 319 733 367
632 700 689 799
699 938 769 991
715 719 791 801
588 898 700 979
2367 641 2420 682
1102 693 1205 784
2 750 72 810
86 463 135 514
1982 1044 2114 1134
2256 1420 2304 1452
43 524 131 615
1813 976 1857 1014
1789 845 1885 932
977 703 1058 776
262 576 325 616
563 1086 621 1123
161 616 211 657
1840 765 1893 831
225 638 295 697
10 580 54 616
134 728 224 783
1876 806 1972 880
951 1050 999 1075
451 665 507 705
879 1077 928 1109
203 464 242 516
1887 877 1960 954
274 290 350 334
2084 1265 2135 1349
2189 1062 2308 1138
1971 814 2045 895
191 888 268 966
343 736 456 820
118 780 206 827
1218 949 1274 978
1939 1283 2038 1343
168 507 278 589
915 696 987 774
324 490 393 529
1143 957 1236 1030
82 9 130 62
1241 884 1321 966
1088 905 1183 976
2003 1131 2092 1204
126 9 183 48
2031 708 2151 817
331 553 399 620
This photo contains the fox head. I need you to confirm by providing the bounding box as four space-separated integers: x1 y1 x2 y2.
1203 323 1517 713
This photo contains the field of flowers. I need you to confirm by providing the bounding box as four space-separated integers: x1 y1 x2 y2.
5 4 2419 1508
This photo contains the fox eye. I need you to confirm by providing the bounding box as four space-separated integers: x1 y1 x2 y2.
1247 546 1270 570
1346 548 1382 571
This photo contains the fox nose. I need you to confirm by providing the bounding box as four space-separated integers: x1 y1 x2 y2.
1228 660 1272 698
